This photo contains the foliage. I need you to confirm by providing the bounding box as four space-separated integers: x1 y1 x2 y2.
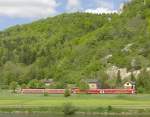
27 79 45 89
77 81 89 90
136 69 150 93
62 103 77 115
9 81 18 93
64 88 71 97
48 82 65 89
115 70 122 88
137 86 145 93
0 0 150 92
21 84 27 89
107 105 113 112
130 71 136 82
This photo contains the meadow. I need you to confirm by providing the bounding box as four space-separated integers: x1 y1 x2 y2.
0 90 150 108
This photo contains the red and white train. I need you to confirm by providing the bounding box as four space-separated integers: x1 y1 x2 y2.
21 88 136 94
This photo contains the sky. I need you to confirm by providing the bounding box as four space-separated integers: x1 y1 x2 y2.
0 0 129 31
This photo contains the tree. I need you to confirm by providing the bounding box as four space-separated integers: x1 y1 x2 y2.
115 70 122 88
10 81 18 93
130 71 136 82
21 83 27 89
0 1 150 91
27 79 45 89
28 79 38 89
99 71 109 88
136 69 150 93
77 81 89 90
64 88 71 97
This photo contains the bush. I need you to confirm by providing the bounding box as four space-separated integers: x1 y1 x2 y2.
9 81 18 93
136 70 150 93
107 105 112 112
137 87 145 93
96 107 106 112
62 103 77 115
77 81 89 90
21 84 27 89
64 89 71 97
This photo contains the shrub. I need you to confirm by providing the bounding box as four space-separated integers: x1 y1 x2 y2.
27 79 45 89
9 81 18 93
107 105 112 112
64 89 71 97
96 107 106 112
136 70 150 93
77 81 89 90
115 70 122 88
62 103 77 115
21 84 27 89
137 86 145 93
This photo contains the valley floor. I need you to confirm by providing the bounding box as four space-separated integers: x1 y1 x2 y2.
0 90 150 113
0 90 150 107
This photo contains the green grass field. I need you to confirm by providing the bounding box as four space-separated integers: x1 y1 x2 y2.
0 90 150 109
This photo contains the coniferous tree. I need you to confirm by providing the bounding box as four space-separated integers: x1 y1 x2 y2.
116 70 122 88
131 71 136 82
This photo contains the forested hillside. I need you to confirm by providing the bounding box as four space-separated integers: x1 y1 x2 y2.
0 0 150 92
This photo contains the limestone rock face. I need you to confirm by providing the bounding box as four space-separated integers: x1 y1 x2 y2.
106 65 148 79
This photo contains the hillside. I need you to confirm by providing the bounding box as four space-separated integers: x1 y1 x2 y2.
0 0 150 92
